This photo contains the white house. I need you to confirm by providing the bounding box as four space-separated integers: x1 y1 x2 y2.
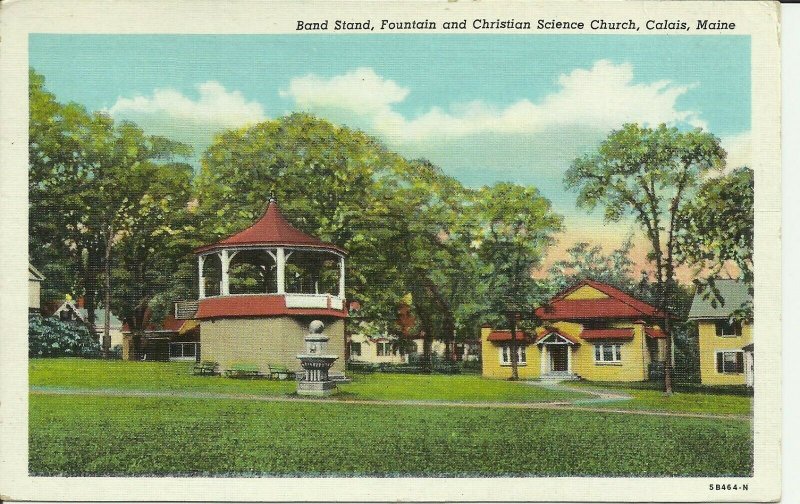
28 264 45 312
52 299 124 348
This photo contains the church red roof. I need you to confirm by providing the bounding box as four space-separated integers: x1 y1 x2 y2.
535 280 665 320
194 199 346 254
195 295 347 320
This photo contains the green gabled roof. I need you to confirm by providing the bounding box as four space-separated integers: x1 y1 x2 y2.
687 279 752 319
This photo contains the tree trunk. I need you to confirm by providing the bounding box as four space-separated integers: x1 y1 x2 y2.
102 226 113 358
84 244 100 337
422 335 432 372
509 313 519 381
661 279 674 395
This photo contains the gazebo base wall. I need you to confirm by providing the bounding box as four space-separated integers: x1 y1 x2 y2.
199 316 345 375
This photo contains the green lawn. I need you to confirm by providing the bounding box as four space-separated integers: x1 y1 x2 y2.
570 381 753 416
338 371 586 402
29 358 297 396
29 358 586 403
29 394 753 477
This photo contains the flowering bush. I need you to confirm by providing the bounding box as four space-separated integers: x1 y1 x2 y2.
29 313 100 358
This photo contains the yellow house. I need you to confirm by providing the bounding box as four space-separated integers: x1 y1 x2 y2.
482 280 668 382
688 280 753 386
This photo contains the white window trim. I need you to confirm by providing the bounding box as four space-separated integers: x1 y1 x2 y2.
376 341 395 357
169 342 199 361
499 344 527 366
594 343 623 365
716 350 745 374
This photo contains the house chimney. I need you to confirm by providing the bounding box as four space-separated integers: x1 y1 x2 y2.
77 296 85 308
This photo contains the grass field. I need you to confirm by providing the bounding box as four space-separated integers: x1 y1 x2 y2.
29 394 753 477
30 358 587 403
570 382 753 416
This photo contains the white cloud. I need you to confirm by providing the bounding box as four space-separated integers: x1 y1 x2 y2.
280 67 409 116
720 131 751 171
105 82 266 155
280 60 706 146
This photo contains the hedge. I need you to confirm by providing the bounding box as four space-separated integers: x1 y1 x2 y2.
29 313 100 358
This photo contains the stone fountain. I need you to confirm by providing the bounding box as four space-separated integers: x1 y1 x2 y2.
296 320 339 396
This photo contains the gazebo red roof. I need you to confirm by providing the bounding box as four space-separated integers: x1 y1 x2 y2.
535 280 665 320
194 199 346 255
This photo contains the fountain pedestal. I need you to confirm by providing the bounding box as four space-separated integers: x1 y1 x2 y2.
296 320 339 397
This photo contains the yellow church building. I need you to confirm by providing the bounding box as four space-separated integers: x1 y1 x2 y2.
481 280 668 382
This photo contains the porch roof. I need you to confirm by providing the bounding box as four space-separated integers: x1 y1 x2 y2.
535 328 581 345
579 328 634 340
644 327 667 339
487 330 534 343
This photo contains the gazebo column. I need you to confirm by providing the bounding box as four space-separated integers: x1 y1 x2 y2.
220 250 231 295
276 247 286 294
198 255 206 299
338 255 345 299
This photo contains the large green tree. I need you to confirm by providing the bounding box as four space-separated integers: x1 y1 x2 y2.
29 69 100 315
565 123 725 393
675 167 754 320
29 69 193 355
472 183 563 380
196 115 487 369
546 238 641 295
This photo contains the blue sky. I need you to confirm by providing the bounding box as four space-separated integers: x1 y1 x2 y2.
30 34 751 259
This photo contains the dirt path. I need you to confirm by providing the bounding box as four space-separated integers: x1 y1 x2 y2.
29 385 751 421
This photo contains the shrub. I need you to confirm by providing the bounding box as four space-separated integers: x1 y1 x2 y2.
347 360 378 373
110 344 123 360
29 313 100 358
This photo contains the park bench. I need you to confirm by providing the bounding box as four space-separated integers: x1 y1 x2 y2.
193 360 219 376
270 366 296 380
224 363 264 379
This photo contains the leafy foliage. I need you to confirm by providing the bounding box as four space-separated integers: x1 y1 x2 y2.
546 238 640 294
29 314 100 358
676 167 754 321
565 123 726 392
29 69 195 342
676 167 753 282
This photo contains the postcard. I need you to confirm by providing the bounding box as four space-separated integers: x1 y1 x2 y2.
0 0 781 502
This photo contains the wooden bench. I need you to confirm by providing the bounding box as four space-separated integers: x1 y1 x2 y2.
269 366 296 380
193 360 219 376
224 363 263 379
